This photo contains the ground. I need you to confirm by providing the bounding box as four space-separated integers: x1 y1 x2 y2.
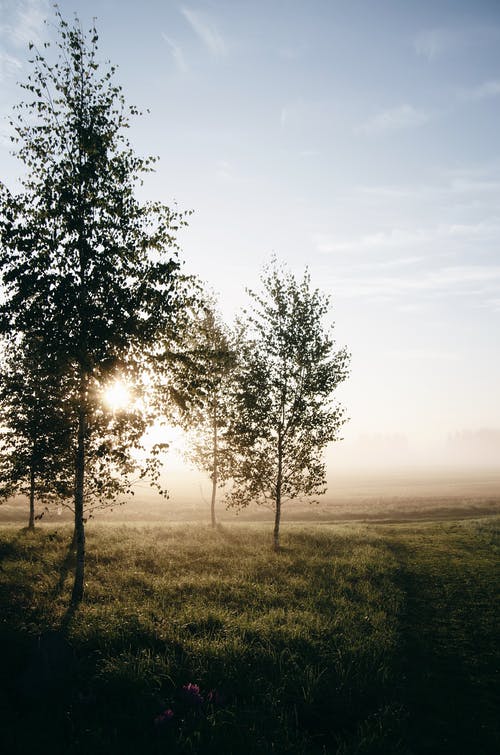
0 496 498 754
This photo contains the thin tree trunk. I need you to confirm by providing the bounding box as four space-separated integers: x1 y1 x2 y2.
72 388 86 604
211 401 218 528
28 465 35 530
273 432 283 551
73 153 87 604
273 494 281 552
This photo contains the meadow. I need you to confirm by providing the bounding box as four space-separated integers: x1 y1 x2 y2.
0 512 498 754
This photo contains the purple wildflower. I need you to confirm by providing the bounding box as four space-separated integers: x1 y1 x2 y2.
154 708 174 727
181 682 204 706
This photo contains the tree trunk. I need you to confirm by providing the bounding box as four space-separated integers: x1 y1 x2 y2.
273 432 283 551
28 465 35 530
72 394 86 604
73 177 88 604
211 402 218 528
273 494 281 552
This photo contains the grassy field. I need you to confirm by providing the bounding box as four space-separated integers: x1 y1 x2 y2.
0 515 498 754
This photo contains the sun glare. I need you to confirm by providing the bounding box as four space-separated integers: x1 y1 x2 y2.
103 380 131 411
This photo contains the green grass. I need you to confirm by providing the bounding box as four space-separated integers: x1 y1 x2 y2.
0 518 498 754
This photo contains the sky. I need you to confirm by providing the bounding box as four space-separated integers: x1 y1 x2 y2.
1 0 499 477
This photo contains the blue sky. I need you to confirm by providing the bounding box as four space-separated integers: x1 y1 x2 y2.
1 0 499 471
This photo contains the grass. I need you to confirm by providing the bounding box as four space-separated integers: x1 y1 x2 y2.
0 517 498 754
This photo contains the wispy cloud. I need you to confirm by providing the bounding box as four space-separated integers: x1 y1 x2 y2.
215 159 233 181
277 44 306 61
161 33 189 73
0 50 22 82
481 297 500 312
280 99 334 132
315 221 500 255
357 104 430 134
181 7 226 57
346 174 500 205
0 121 14 148
414 26 500 61
414 28 458 60
385 348 460 361
458 79 500 102
0 0 49 50
331 264 500 304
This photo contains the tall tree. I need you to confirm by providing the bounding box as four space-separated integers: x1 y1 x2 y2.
226 261 350 550
0 11 186 601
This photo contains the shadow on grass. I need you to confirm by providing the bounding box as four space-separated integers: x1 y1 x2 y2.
0 528 82 754
387 537 499 755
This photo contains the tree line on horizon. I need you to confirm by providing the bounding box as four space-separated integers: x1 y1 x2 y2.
0 10 349 603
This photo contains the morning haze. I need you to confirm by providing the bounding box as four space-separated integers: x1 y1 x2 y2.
0 2 498 754
1 0 500 477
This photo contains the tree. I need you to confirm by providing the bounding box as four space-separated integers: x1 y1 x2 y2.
0 334 72 528
178 302 236 527
226 261 350 550
0 11 186 601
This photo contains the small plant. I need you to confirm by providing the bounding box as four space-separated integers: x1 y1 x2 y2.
154 681 225 731
180 682 204 707
154 708 174 727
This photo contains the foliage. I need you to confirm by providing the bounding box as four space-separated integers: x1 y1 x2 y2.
0 9 188 598
177 300 236 525
0 334 72 524
226 260 350 546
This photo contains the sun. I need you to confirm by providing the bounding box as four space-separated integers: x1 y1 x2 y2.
103 380 131 411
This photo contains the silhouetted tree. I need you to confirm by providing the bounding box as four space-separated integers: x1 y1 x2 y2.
180 302 236 527
0 334 72 527
226 261 350 550
0 11 186 601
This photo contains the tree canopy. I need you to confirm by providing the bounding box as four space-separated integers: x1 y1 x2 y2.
0 11 187 600
226 261 350 549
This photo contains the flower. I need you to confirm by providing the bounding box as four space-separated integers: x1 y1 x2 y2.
181 683 204 706
154 708 174 726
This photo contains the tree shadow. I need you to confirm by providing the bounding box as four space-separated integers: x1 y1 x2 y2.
386 537 499 755
49 529 76 604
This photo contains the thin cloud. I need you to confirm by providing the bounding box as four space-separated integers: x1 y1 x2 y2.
414 26 500 61
215 159 233 181
346 176 500 205
414 28 458 60
181 7 226 57
385 349 459 361
458 80 500 102
280 99 333 131
0 121 14 148
332 264 500 302
277 44 306 61
0 0 49 50
358 104 429 135
315 221 500 254
0 50 22 82
161 33 189 73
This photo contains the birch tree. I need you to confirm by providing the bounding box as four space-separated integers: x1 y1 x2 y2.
226 261 350 550
0 11 186 601
181 304 235 527
0 335 72 528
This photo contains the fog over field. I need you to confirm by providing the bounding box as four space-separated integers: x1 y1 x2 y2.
2 0 500 458
1 4 499 753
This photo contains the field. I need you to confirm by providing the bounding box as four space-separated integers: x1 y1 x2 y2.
0 504 498 754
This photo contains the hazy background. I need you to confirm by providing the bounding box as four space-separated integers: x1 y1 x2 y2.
1 0 499 502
